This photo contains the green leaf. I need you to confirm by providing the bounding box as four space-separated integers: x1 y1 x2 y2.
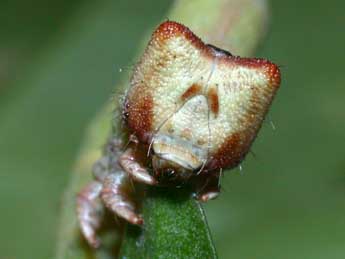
120 188 217 259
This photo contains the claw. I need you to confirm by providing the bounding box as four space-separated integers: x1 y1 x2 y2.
119 148 157 185
76 181 103 248
101 173 143 225
197 191 220 202
195 171 221 202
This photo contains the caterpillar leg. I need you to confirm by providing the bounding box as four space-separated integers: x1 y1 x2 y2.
119 147 157 185
195 171 221 202
76 181 103 248
76 138 124 248
101 171 143 225
77 137 148 248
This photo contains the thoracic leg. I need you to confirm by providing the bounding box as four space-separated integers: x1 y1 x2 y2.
195 171 221 202
93 139 146 225
101 171 143 225
77 137 149 248
76 181 103 248
119 147 157 185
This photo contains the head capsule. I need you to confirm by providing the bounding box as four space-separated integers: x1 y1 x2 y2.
151 133 207 183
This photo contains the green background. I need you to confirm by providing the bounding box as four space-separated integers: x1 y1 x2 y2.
0 0 344 258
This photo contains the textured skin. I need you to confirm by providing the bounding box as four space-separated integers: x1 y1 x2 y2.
125 21 281 172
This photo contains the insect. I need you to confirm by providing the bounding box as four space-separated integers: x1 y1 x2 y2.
76 21 281 248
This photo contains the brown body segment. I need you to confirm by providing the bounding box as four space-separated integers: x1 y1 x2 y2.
181 83 202 101
207 87 220 116
124 82 154 143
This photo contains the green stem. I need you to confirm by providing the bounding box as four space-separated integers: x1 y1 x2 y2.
55 0 269 258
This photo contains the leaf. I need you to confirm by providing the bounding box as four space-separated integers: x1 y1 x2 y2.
120 188 217 259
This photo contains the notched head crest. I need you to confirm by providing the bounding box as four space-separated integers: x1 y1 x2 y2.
124 21 281 179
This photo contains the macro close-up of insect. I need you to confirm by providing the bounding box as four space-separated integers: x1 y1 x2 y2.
2 0 345 258
76 20 281 248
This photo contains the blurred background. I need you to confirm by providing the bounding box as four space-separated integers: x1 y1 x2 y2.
0 0 344 258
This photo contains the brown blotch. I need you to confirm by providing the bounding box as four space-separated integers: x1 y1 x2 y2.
206 132 252 170
207 87 219 115
181 83 201 101
125 87 154 143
